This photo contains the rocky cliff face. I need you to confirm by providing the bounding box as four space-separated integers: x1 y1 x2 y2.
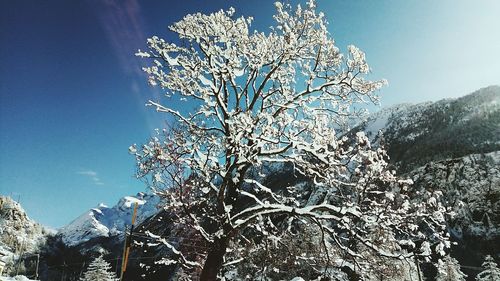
0 196 50 278
408 151 500 279
410 151 500 239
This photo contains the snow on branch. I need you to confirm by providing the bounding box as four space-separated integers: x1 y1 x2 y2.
132 1 449 279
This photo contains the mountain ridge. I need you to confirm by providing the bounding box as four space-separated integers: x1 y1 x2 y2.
57 192 161 247
356 85 500 172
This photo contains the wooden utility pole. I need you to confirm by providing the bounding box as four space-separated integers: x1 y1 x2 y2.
119 202 139 281
119 226 129 281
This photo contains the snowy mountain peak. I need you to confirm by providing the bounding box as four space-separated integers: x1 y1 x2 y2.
97 203 108 208
117 196 146 210
58 192 161 247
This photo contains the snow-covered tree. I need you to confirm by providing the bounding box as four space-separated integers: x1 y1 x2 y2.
132 1 449 279
80 255 118 281
436 256 467 281
476 255 500 281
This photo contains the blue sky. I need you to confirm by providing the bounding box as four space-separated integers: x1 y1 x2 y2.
1 0 499 228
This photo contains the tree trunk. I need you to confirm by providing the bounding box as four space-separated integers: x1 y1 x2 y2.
199 237 228 281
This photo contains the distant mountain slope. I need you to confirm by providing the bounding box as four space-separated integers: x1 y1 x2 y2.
357 85 500 173
58 192 160 246
352 86 500 280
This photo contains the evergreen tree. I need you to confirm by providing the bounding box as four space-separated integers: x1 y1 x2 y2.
436 256 467 281
476 255 500 281
80 255 118 281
